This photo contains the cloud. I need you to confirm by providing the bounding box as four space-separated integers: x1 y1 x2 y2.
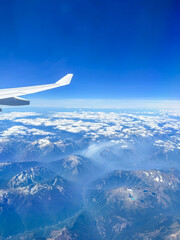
1 126 54 137
0 110 179 154
0 112 40 121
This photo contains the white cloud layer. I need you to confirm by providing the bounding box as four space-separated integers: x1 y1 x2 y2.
0 109 179 153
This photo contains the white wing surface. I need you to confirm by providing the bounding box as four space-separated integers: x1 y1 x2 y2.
0 74 73 106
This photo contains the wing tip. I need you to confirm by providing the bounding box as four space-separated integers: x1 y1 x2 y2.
56 74 73 86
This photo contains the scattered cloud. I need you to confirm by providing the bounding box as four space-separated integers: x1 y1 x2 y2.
0 110 179 154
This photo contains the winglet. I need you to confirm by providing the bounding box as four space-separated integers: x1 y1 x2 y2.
56 74 73 86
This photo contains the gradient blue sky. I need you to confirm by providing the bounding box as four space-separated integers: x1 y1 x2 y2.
0 0 180 100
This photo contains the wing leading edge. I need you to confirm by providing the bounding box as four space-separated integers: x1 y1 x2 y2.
0 74 73 106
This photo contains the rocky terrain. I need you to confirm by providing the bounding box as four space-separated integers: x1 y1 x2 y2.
0 110 179 239
0 160 179 239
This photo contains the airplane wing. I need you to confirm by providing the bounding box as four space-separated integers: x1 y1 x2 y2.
0 74 73 106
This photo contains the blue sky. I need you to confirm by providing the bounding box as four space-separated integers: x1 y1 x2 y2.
0 0 180 101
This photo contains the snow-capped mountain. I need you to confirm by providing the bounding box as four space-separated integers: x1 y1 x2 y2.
85 169 180 240
0 110 179 168
0 166 81 238
48 155 98 182
0 109 179 239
